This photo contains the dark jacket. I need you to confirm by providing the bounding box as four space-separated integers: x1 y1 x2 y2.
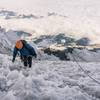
13 43 37 60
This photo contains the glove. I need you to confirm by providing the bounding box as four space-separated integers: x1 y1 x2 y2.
12 58 15 63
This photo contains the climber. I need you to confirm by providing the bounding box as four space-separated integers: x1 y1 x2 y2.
12 40 37 68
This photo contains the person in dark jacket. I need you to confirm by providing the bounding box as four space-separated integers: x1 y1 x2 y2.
12 40 37 68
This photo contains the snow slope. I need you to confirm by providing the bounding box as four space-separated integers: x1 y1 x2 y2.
0 0 100 99
68 48 100 62
0 27 11 54
0 27 23 54
0 54 100 100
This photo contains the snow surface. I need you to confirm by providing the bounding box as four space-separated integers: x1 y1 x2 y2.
0 0 100 99
0 54 100 100
68 48 100 62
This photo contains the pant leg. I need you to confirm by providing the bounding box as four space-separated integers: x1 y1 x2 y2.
23 56 28 67
28 56 32 68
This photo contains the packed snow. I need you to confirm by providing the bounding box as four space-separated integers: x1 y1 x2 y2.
0 54 100 100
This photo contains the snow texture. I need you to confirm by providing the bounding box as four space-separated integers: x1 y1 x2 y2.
0 54 99 100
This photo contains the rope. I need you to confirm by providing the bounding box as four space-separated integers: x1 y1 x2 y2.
70 52 100 85
72 50 87 62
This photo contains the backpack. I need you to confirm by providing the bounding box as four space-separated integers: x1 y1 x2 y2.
21 40 37 57
21 40 27 46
